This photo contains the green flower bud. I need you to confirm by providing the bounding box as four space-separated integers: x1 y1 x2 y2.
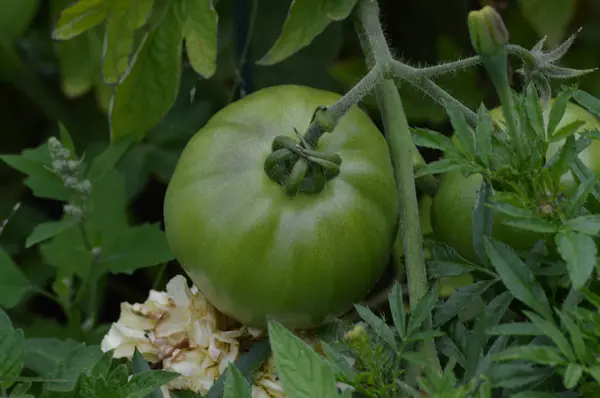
468 6 509 55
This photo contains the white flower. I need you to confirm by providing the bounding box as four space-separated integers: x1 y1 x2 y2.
100 322 159 361
163 347 220 394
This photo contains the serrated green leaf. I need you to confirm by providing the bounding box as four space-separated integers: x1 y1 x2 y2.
131 349 163 398
319 341 354 380
45 344 103 391
183 0 218 78
258 0 357 66
223 365 252 398
501 216 558 233
24 338 78 376
433 280 496 328
565 214 600 236
573 89 600 119
484 238 553 320
52 0 108 40
268 319 338 398
354 304 397 350
411 127 455 152
493 345 566 366
25 218 79 248
120 370 178 397
40 221 93 278
87 136 135 182
524 310 575 362
101 223 174 275
0 0 39 42
0 309 24 389
0 248 32 309
563 363 583 389
555 230 596 289
109 0 185 141
388 283 406 340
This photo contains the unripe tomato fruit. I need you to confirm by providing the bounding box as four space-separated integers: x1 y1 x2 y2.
430 100 600 263
163 85 399 330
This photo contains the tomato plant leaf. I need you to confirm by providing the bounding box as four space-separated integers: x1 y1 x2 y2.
25 218 79 248
354 304 397 350
0 248 32 309
555 310 586 363
493 345 566 366
0 309 25 389
44 344 103 392
475 104 493 166
548 135 577 185
446 101 476 159
484 238 553 320
40 226 93 279
411 127 455 153
571 157 600 204
563 175 597 218
555 230 596 290
414 158 462 178
87 136 135 183
268 319 338 398
23 338 80 376
524 84 545 142
563 363 583 390
406 288 438 337
319 341 355 380
564 214 600 236
223 364 252 398
433 280 496 328
546 88 575 137
258 0 357 66
573 89 600 119
523 310 575 362
119 370 179 397
501 216 558 234
0 145 71 201
548 119 586 143
109 0 184 141
388 282 406 340
52 0 108 40
183 0 218 78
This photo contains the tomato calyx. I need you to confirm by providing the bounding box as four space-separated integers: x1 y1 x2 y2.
264 129 342 195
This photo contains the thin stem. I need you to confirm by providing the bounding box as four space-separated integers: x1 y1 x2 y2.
393 61 479 127
355 0 441 376
506 44 537 67
417 56 481 78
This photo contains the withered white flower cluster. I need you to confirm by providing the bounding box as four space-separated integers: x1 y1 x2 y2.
101 275 285 397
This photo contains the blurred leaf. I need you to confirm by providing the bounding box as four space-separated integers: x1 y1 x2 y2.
493 345 566 366
517 0 576 47
484 238 553 320
388 283 406 340
25 218 79 248
87 136 135 183
102 0 154 84
354 304 397 350
573 89 600 118
555 230 596 289
406 288 438 337
0 248 31 309
258 0 357 66
40 225 93 279
183 0 218 78
411 127 456 152
110 0 184 141
434 280 496 328
45 343 103 391
24 338 80 376
447 102 475 159
268 319 338 398
563 363 583 389
0 0 39 42
52 0 108 40
223 365 252 398
414 158 462 178
0 309 24 389
547 88 574 137
119 370 178 397
524 310 575 362
473 178 494 265
487 322 543 336
548 119 586 142
131 350 164 398
475 104 493 166
564 214 600 235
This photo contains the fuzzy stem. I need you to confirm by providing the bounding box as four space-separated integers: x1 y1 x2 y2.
355 0 441 376
418 56 481 78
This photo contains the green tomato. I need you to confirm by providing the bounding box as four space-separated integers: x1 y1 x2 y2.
164 85 399 330
430 100 600 263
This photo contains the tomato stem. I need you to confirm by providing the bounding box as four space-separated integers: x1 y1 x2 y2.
355 0 442 378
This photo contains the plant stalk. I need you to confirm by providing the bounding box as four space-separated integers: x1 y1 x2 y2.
355 0 441 376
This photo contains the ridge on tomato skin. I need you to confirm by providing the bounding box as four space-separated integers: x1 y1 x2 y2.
430 100 600 263
163 85 399 330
